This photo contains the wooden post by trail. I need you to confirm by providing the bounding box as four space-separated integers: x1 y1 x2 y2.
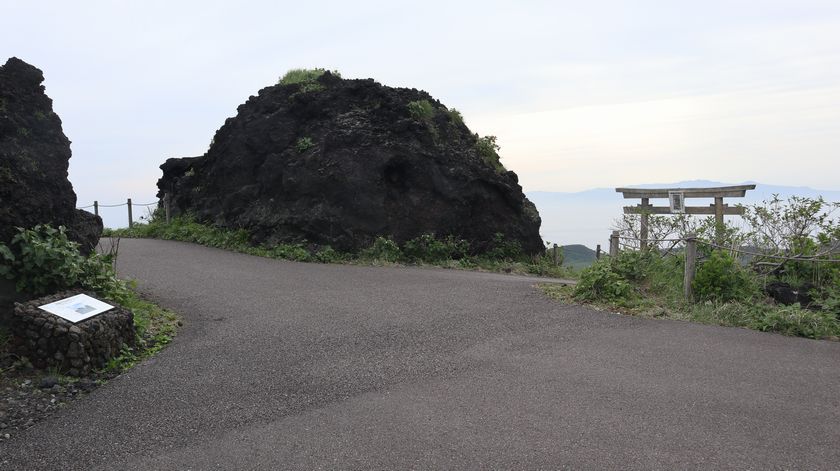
552 244 559 266
640 197 649 250
93 201 99 217
127 198 133 228
164 193 171 224
609 231 619 258
596 244 601 260
684 232 697 302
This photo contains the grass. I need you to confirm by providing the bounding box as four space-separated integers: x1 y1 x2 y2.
538 251 840 341
105 216 577 280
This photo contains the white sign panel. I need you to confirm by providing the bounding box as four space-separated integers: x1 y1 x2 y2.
39 294 114 323
669 191 685 214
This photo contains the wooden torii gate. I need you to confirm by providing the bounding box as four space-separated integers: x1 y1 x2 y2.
615 184 756 248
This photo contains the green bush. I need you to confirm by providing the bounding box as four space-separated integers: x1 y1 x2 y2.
611 250 653 283
693 250 757 302
0 225 86 295
403 234 469 263
360 236 402 262
315 246 342 263
0 225 131 301
295 136 314 153
475 135 505 172
486 233 523 261
753 304 840 339
407 100 435 121
573 258 634 303
269 243 312 262
447 108 464 126
278 68 340 85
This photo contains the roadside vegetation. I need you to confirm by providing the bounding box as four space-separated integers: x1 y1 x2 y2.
104 213 574 279
542 196 840 340
0 225 180 376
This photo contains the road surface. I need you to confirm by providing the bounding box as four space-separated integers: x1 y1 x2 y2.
2 238 839 469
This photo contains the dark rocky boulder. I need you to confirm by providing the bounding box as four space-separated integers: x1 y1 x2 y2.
158 72 543 254
0 57 102 254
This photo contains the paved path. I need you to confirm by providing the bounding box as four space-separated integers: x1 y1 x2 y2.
2 239 840 469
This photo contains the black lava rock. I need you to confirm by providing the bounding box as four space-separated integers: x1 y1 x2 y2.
157 72 543 254
0 57 102 254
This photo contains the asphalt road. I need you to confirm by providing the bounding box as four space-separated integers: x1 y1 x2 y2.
2 238 839 469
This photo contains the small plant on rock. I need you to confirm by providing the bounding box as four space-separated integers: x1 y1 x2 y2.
475 135 506 173
407 100 435 121
296 136 315 153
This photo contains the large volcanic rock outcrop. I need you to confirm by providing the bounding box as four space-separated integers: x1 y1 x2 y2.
0 57 102 253
158 72 543 254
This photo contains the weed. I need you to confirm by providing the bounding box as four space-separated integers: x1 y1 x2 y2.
407 100 435 121
279 68 340 85
447 108 464 126
403 234 469 263
475 135 506 173
360 236 403 263
296 136 315 153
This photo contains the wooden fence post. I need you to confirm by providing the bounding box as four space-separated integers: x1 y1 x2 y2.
640 197 649 250
93 201 99 217
609 231 619 258
127 198 133 228
552 244 559 266
164 193 171 224
684 232 697 302
595 244 601 259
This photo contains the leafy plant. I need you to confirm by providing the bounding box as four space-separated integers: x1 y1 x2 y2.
278 68 340 93
486 233 523 261
573 258 634 303
0 225 85 295
693 250 757 302
475 135 505 172
447 108 464 125
403 234 469 263
360 236 402 262
295 136 315 153
407 100 435 121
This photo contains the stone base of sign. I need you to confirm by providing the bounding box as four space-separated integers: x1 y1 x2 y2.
10 291 136 376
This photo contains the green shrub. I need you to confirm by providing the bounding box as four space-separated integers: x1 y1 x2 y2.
0 225 132 302
315 246 342 263
753 304 840 339
693 250 757 302
407 100 435 121
403 234 469 263
269 243 312 262
278 68 340 85
486 233 523 261
0 225 86 295
475 135 506 172
573 258 634 303
361 236 402 262
296 136 315 153
611 250 653 283
447 108 464 125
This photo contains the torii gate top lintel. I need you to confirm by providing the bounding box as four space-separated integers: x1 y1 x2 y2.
615 184 756 199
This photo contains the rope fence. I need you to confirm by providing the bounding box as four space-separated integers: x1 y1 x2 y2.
75 196 171 228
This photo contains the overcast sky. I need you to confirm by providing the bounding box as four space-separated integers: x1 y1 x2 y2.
3 0 839 228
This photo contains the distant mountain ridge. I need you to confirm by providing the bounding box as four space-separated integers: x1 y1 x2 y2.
528 180 840 249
